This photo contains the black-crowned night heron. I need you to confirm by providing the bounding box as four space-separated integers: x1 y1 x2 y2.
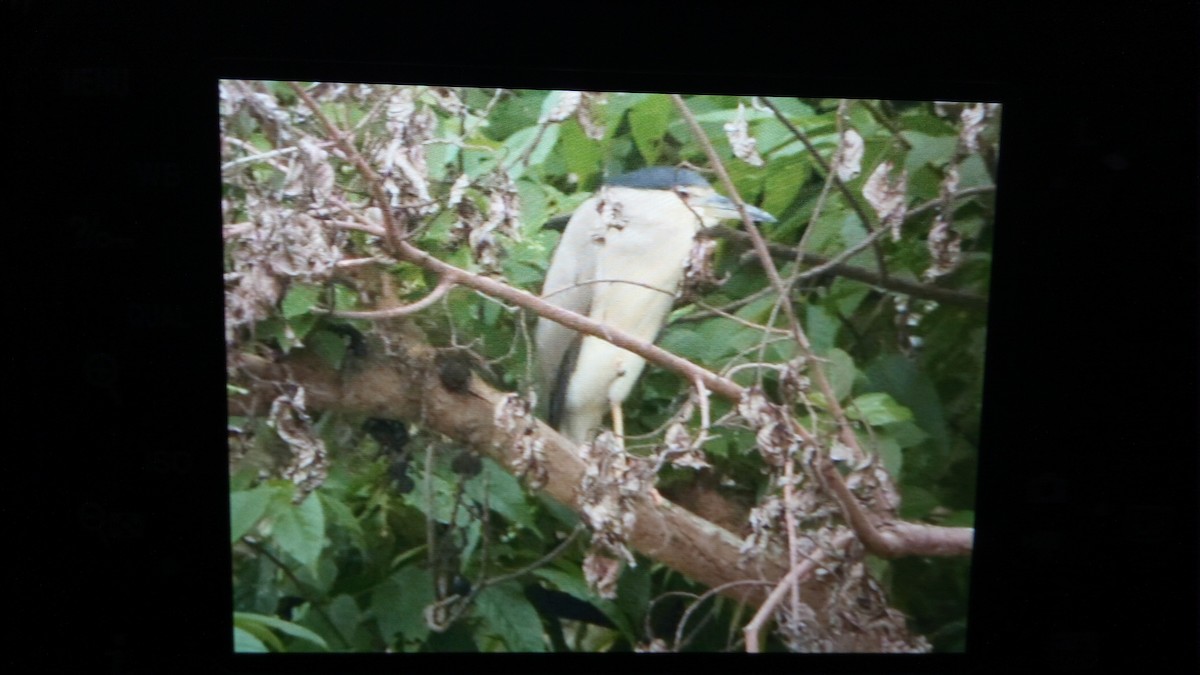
536 167 776 444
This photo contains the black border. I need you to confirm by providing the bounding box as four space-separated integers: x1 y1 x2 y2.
14 4 1198 674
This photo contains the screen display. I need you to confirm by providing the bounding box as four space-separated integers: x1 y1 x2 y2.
223 80 997 653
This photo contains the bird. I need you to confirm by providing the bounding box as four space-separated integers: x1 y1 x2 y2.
535 166 776 445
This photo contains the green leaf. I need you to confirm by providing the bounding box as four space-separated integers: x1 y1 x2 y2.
847 392 913 426
473 581 547 652
255 317 288 348
825 347 856 402
558 119 603 185
957 153 993 189
515 178 550 233
866 355 950 458
628 95 672 165
898 485 939 520
871 434 904 477
805 304 839 355
464 458 536 530
690 107 774 124
658 325 706 363
229 466 256 492
233 615 284 651
404 467 473 527
536 494 581 530
615 560 651 629
332 285 357 311
287 312 319 341
234 626 269 653
317 492 365 548
761 153 809 218
282 284 320 319
372 566 435 647
898 109 956 135
502 125 561 179
230 483 274 544
827 277 871 317
734 294 779 325
270 492 326 569
307 329 347 371
943 510 975 527
883 420 930 448
501 260 545 289
901 131 958 174
234 612 330 650
326 595 362 648
670 318 760 364
532 567 634 639
602 92 650 138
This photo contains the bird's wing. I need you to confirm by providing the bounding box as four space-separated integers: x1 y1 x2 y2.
535 201 602 418
547 333 581 430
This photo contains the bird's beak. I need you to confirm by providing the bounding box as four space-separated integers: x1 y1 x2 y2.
698 194 777 224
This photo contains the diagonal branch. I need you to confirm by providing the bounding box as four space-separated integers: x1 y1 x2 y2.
671 94 867 463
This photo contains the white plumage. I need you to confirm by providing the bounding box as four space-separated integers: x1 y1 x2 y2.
535 168 775 444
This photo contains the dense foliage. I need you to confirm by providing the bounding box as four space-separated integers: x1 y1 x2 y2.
224 82 997 653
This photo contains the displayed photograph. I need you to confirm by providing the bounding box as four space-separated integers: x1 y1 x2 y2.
223 80 997 653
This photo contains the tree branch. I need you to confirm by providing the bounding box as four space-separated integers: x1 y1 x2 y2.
321 275 453 319
706 225 989 311
672 94 870 465
230 347 792 609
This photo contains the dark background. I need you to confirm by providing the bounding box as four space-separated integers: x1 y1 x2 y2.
9 3 1197 673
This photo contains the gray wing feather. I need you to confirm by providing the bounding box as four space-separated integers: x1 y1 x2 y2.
535 202 601 426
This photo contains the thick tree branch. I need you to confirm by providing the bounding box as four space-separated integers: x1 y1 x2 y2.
231 347 791 609
815 456 973 558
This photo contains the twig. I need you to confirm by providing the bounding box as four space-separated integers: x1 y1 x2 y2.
476 525 585 590
760 97 880 244
671 94 865 463
692 301 791 335
673 283 776 323
542 277 676 302
693 376 712 446
858 100 913 150
321 275 454 319
221 144 304 172
793 103 843 256
708 226 988 311
241 537 353 649
334 256 392 269
290 82 404 252
743 530 855 653
672 579 774 651
796 212 898 280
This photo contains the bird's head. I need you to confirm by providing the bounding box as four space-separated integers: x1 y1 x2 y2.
603 167 777 228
